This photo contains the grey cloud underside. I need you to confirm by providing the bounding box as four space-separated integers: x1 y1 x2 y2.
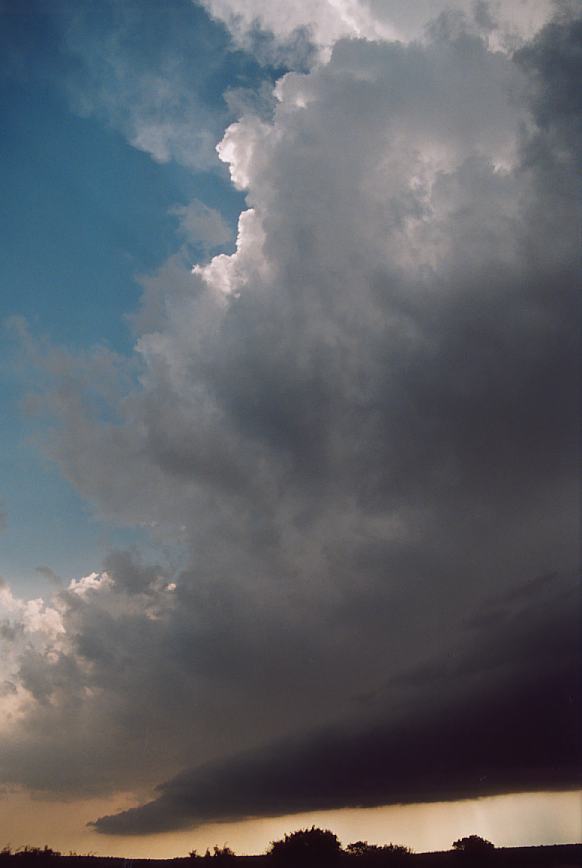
2 4 580 830
94 676 581 834
94 571 581 834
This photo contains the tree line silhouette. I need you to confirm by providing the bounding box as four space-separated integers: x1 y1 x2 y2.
1 828 579 867
187 829 493 866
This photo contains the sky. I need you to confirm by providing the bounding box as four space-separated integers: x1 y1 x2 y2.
0 0 580 857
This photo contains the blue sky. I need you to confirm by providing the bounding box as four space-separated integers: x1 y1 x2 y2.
0 0 274 594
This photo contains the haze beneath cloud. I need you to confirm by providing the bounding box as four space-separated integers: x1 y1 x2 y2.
0 0 580 847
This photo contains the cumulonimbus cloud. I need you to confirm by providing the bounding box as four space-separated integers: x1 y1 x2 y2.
0 1 579 834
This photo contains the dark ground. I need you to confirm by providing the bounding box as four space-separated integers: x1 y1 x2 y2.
0 845 580 868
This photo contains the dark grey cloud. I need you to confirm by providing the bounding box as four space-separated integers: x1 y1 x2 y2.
516 3 582 145
94 572 581 833
0 1 579 835
96 672 580 834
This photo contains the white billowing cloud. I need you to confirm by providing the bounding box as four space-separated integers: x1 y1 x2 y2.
200 0 555 59
0 556 186 790
363 0 556 47
0 582 65 642
217 115 273 190
2 4 580 822
0 580 67 734
200 0 398 56
68 571 114 597
193 208 271 296
199 25 527 303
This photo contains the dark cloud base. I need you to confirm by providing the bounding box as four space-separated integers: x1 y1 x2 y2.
94 661 580 834
95 567 581 835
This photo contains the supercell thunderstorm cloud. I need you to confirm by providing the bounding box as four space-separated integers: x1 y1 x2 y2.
0 0 580 841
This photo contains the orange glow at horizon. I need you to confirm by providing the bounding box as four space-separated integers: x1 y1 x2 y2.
0 790 580 859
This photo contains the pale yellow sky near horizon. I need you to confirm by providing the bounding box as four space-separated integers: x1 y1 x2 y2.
0 790 580 858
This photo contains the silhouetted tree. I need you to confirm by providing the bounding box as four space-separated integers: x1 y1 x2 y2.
269 827 341 865
0 846 62 863
206 846 236 865
346 842 411 864
346 843 371 857
24 846 60 858
452 836 494 863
